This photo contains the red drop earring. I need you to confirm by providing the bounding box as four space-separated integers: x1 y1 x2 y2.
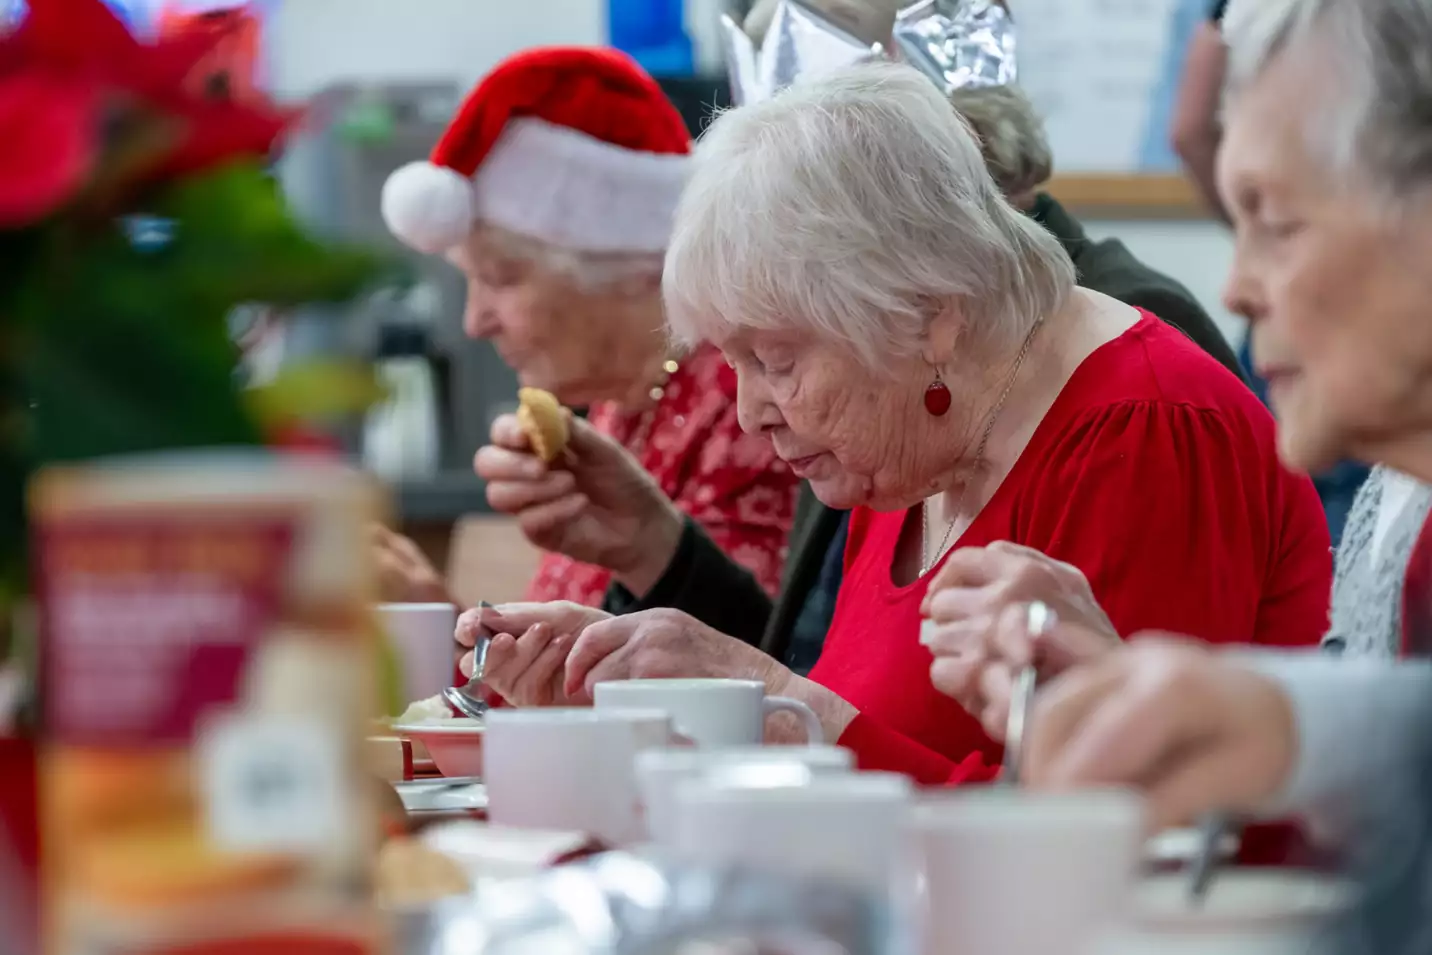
924 369 952 417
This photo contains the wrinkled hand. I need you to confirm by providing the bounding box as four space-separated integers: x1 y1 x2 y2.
371 524 450 604
563 608 781 701
475 414 685 595
456 602 611 706
920 541 1118 739
1025 636 1297 832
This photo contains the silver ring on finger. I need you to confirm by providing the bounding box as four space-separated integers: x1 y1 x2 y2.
1025 600 1056 639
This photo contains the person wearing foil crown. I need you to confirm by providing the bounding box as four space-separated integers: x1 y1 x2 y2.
458 45 1332 784
372 47 798 611
937 0 1432 945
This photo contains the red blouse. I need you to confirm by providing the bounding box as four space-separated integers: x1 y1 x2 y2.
812 314 1333 785
525 344 797 607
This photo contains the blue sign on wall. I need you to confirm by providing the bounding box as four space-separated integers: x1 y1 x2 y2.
606 0 694 77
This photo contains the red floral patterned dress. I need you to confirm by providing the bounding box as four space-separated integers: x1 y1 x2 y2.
524 344 797 606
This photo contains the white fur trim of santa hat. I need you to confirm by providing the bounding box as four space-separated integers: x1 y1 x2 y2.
381 118 692 256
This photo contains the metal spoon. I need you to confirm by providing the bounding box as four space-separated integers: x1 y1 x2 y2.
442 600 494 720
1002 665 1038 786
1002 600 1055 785
1187 812 1235 906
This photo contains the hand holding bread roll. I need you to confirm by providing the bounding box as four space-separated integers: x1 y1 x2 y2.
474 404 684 595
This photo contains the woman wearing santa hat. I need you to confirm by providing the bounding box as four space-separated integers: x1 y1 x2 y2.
377 46 798 609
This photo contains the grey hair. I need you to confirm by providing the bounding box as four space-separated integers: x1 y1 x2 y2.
662 60 1076 370
482 225 663 293
950 85 1054 200
1222 0 1432 203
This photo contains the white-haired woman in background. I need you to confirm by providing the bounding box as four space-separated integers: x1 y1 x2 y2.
373 47 798 614
468 60 1330 785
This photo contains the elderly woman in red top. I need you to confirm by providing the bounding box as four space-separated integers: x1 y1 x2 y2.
374 47 797 608
464 60 1331 784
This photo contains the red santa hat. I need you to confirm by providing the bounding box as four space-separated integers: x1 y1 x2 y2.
381 46 693 256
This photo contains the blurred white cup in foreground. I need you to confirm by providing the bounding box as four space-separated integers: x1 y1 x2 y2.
376 602 456 712
483 708 671 845
670 768 913 895
594 678 823 747
637 744 854 844
911 788 1144 955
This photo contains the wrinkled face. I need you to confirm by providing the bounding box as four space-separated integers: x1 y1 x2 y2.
449 227 613 401
1219 42 1432 474
717 326 957 511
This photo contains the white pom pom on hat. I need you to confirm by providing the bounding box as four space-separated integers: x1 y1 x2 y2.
380 161 477 255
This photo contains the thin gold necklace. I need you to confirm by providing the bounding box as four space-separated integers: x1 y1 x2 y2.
920 318 1044 576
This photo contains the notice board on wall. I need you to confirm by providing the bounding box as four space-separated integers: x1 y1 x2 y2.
1011 0 1212 217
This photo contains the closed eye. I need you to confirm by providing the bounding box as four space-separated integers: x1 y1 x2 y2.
754 348 794 375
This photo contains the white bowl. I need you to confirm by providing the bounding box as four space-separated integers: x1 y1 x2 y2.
1144 827 1239 867
1095 870 1354 955
1135 869 1353 927
392 719 486 778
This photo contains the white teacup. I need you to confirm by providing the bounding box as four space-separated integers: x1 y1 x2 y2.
910 789 1145 955
636 744 854 844
376 602 457 713
483 707 671 845
594 678 823 747
670 769 914 894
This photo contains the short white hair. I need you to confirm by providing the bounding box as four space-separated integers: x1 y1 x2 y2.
483 224 664 293
1223 0 1432 203
662 61 1076 370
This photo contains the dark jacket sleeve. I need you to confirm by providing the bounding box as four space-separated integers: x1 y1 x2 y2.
602 516 774 645
1119 284 1245 381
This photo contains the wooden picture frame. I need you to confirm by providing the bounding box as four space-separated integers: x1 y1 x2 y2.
1043 174 1212 219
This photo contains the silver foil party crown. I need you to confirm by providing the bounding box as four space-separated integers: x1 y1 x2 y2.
720 0 884 106
721 0 1016 106
890 0 1017 94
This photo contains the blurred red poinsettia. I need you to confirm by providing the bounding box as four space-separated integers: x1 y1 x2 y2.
0 0 298 228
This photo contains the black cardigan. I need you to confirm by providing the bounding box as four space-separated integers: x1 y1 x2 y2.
604 194 1245 661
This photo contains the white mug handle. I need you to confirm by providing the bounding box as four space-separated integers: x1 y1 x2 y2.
762 696 824 744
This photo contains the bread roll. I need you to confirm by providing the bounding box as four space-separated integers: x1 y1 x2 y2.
516 388 569 463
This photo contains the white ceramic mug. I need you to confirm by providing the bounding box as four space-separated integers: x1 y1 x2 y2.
593 678 823 747
376 602 457 713
670 769 914 894
910 789 1145 955
482 707 672 845
636 744 854 844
